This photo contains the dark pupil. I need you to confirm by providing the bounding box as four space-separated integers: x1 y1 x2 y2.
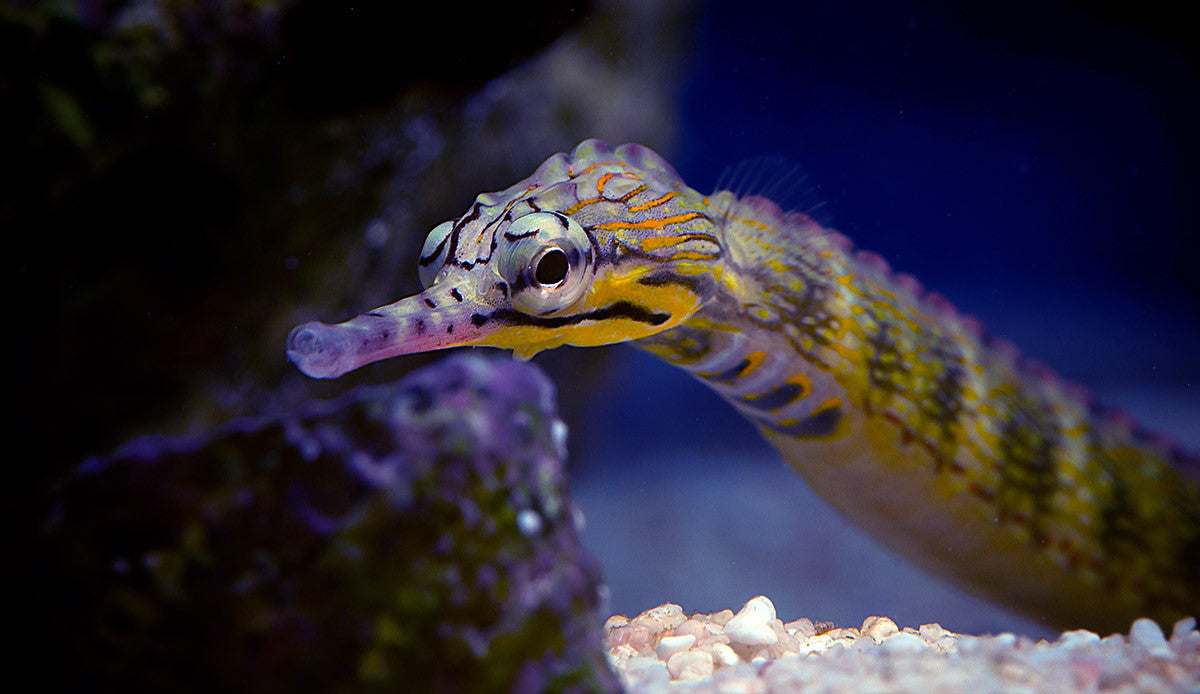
535 249 569 286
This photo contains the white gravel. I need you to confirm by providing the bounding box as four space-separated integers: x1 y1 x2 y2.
604 596 1200 693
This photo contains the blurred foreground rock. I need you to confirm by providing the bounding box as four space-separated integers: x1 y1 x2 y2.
38 354 619 693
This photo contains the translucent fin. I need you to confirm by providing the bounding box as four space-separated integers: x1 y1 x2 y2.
713 155 829 229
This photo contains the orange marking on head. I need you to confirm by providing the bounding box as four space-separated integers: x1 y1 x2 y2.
596 172 618 194
565 197 604 215
593 211 711 232
617 184 648 203
629 191 680 212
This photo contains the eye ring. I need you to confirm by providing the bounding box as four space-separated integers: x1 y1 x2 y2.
499 212 593 315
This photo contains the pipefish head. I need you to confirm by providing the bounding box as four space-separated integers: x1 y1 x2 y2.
286 140 726 378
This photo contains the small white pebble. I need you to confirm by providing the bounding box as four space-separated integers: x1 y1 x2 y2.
880 631 927 653
798 633 831 654
824 627 859 641
784 618 815 637
704 642 740 667
918 622 949 643
743 596 777 620
607 625 653 654
1166 614 1195 638
1171 616 1197 641
725 597 779 646
604 615 629 632
1129 617 1172 658
612 643 637 658
606 643 637 668
1057 628 1101 649
709 609 735 626
861 616 898 642
657 634 697 661
667 649 714 680
851 635 877 652
632 603 687 635
934 635 958 652
674 619 708 640
622 656 670 686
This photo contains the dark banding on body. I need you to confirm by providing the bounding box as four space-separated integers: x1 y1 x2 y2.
763 405 843 439
470 301 670 330
1090 427 1141 567
637 271 712 297
741 383 808 412
699 358 752 385
995 392 1061 541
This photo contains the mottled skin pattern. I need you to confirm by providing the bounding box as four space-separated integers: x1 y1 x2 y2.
288 140 1200 633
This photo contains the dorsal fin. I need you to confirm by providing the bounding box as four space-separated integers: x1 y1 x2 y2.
713 155 829 231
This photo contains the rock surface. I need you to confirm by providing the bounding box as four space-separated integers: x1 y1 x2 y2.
38 354 618 693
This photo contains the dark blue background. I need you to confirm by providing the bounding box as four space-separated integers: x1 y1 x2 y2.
570 0 1200 636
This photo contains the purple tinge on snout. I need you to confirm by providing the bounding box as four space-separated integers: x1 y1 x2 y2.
286 321 361 379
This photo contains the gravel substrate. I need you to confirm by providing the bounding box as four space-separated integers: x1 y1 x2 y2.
604 596 1200 693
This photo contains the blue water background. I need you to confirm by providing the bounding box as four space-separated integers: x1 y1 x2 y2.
568 0 1200 637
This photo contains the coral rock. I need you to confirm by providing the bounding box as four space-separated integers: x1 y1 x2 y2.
38 354 618 693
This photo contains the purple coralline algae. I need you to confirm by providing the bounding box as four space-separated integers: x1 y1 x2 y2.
38 354 620 693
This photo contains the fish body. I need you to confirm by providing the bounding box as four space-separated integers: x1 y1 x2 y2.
287 140 1199 632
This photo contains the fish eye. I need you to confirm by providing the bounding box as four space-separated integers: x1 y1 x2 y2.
533 247 569 287
500 212 592 315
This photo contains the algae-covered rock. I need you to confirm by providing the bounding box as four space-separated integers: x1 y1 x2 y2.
38 354 620 693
